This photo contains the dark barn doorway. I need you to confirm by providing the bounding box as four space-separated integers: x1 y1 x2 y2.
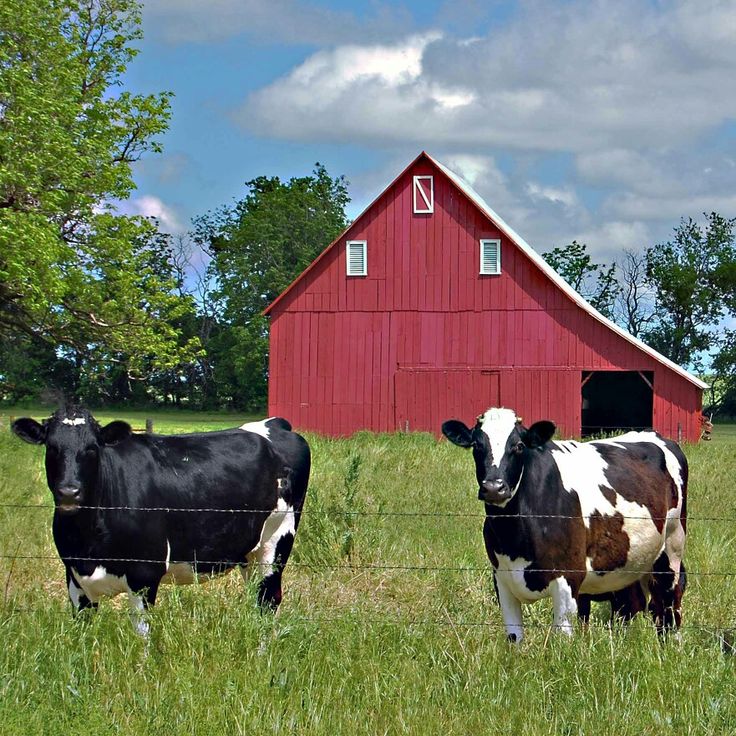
581 371 654 437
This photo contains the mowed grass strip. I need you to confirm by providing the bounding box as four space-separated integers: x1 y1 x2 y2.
1 410 735 735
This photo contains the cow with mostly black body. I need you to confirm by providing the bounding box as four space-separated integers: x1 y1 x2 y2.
442 407 687 643
12 407 310 635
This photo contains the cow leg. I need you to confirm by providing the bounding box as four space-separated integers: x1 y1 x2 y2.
577 595 592 625
550 577 578 636
65 567 97 613
494 573 524 643
648 551 682 636
246 500 297 612
611 582 647 623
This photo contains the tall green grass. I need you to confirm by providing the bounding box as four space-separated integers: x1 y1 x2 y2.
1 410 735 735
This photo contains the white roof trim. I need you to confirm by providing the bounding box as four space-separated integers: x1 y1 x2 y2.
427 153 707 390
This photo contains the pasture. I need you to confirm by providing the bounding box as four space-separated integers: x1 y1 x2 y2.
1 409 735 735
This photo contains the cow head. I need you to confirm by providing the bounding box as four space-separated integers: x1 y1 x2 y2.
12 406 132 514
442 407 555 505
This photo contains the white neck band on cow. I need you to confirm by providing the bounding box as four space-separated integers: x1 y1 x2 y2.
479 408 518 468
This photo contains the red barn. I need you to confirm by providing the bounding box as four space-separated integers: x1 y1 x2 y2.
264 152 706 441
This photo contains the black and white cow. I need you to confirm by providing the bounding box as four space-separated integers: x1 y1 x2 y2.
12 406 310 635
442 407 687 643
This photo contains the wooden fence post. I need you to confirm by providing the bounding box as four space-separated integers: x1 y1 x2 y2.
146 418 153 434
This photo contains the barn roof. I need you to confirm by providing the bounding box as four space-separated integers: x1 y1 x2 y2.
265 151 707 390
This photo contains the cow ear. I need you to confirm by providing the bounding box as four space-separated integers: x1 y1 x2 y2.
11 418 47 445
442 420 474 448
99 421 132 446
523 420 556 448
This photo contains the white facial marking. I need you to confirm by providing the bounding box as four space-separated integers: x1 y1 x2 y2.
239 419 272 441
479 408 518 468
247 498 296 576
62 417 86 426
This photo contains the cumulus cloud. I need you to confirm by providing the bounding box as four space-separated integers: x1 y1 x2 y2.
234 33 480 144
238 0 736 154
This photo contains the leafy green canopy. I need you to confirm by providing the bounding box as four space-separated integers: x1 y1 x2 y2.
645 213 736 369
542 240 618 319
0 0 198 378
195 165 350 410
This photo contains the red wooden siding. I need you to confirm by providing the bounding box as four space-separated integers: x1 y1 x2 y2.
267 154 703 441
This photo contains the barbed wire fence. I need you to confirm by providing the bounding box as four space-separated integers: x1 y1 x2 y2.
1 502 735 638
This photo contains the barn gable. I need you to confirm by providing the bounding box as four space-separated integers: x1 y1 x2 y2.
266 152 705 441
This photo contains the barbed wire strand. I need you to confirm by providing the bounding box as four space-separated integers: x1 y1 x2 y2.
0 502 732 523
1 554 734 577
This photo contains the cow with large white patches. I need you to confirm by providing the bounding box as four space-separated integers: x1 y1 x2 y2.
442 407 687 643
12 406 310 635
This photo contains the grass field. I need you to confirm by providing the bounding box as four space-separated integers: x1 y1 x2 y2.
1 408 735 735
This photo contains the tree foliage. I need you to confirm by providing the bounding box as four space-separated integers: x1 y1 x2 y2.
643 213 736 368
193 165 350 410
542 240 619 318
0 0 199 391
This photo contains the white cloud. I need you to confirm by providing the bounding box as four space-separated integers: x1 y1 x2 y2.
567 221 653 263
119 196 186 234
235 33 481 143
526 183 579 211
238 1 736 155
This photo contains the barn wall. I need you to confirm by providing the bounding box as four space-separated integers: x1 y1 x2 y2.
268 158 703 441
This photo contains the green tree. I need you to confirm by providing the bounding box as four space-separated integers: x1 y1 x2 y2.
0 0 199 390
542 240 619 318
196 165 350 410
710 331 736 418
644 213 736 368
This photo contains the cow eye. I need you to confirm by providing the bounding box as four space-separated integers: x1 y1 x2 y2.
82 447 98 458
513 442 525 454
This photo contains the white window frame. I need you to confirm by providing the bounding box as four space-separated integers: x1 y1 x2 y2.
346 240 367 276
479 239 501 275
413 175 434 214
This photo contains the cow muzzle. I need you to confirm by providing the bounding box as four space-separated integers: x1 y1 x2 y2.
56 486 82 513
478 479 512 504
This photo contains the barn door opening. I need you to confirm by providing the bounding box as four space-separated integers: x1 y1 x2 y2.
394 369 500 435
581 370 653 437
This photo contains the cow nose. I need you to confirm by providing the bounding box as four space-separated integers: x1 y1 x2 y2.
59 486 81 500
482 479 506 493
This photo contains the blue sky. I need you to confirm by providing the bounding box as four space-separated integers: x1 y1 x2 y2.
123 0 736 266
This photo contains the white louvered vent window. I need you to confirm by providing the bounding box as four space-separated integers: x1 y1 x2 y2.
479 239 501 275
413 175 434 214
346 240 367 276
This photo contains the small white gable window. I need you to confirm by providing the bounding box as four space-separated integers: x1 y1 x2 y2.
479 239 501 275
346 240 367 276
413 175 434 214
